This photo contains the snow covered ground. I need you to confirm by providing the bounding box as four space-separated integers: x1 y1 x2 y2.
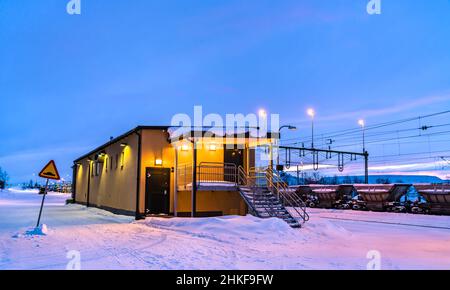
0 188 449 270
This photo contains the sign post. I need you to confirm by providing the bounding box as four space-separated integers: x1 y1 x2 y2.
36 160 61 228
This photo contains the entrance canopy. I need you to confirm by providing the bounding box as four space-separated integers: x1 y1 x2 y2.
168 129 278 148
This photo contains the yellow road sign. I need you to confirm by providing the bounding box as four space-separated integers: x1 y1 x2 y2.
38 160 61 180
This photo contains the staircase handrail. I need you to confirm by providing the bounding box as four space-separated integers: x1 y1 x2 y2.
265 167 310 223
237 166 280 218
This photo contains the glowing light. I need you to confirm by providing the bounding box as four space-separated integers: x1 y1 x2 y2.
181 144 190 151
155 159 163 166
358 119 365 127
258 109 267 118
307 108 315 118
208 144 217 151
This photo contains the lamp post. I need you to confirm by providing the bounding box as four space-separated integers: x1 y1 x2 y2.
258 109 267 138
358 119 366 153
307 108 315 148
257 109 270 167
359 119 369 184
277 125 297 169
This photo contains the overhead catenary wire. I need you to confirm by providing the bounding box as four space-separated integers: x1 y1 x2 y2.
282 110 450 145
277 109 450 177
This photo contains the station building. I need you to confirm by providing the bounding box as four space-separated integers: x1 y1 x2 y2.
73 126 277 219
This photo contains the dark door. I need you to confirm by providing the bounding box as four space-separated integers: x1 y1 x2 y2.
224 147 244 182
145 167 170 215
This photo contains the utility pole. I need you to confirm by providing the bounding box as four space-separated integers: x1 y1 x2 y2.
359 119 366 153
364 151 369 184
307 108 315 148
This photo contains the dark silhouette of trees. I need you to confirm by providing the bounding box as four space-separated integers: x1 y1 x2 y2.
0 167 9 189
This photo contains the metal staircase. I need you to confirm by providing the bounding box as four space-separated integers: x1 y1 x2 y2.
237 166 309 228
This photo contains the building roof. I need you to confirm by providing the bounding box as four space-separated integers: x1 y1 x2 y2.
74 126 279 163
73 126 170 163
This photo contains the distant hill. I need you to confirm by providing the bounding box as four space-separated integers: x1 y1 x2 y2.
284 174 448 185
364 175 447 184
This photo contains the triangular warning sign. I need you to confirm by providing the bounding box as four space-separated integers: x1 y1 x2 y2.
38 160 61 180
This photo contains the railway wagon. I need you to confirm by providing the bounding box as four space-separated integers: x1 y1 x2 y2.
414 184 450 215
308 185 355 209
353 184 411 212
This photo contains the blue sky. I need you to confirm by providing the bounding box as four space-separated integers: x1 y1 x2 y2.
1 0 450 183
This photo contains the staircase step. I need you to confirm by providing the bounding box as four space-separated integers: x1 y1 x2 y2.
238 184 307 228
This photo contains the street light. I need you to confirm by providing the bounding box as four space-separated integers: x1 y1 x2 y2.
307 108 315 148
257 108 267 138
258 109 267 118
279 125 297 132
358 119 366 153
277 125 298 169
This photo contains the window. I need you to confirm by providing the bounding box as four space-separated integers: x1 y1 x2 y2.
115 154 119 169
110 155 113 170
121 151 125 170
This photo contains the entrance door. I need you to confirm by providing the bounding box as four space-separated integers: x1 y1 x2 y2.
145 167 170 215
224 147 244 182
224 147 244 167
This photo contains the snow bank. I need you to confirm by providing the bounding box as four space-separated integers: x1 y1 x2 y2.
66 204 134 222
140 215 301 242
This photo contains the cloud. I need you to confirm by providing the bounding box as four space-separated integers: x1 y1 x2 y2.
288 94 450 125
369 161 446 171
328 95 450 122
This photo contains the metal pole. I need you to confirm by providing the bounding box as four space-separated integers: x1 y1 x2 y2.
269 143 273 170
174 147 178 217
36 179 49 228
191 141 197 218
364 152 369 184
311 119 314 148
363 126 366 153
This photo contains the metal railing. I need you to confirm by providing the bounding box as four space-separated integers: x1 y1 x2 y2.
176 162 238 190
265 167 310 223
198 162 237 185
238 166 279 218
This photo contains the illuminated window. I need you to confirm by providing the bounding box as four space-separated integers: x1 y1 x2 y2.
95 161 100 176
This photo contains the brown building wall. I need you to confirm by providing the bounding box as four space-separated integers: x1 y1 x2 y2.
74 133 139 215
